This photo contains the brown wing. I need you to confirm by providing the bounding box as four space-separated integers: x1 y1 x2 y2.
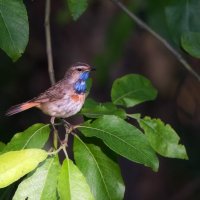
31 79 71 103
5 80 71 116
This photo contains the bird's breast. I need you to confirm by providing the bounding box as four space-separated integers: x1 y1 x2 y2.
40 93 85 118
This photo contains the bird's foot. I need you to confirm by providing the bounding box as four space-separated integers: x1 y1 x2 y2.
61 118 71 126
60 138 68 147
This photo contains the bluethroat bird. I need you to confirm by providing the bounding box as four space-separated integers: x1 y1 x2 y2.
6 63 95 124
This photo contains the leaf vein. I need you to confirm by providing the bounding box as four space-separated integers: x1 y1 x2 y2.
0 5 18 53
75 136 111 200
113 89 144 104
79 125 153 167
22 124 49 149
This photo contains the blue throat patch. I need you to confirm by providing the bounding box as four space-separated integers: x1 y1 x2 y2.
79 71 89 81
74 71 89 94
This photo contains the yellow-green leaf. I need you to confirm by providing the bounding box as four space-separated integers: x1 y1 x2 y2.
0 149 47 188
13 156 60 200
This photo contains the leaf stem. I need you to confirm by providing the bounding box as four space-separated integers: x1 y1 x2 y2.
126 113 140 120
111 0 200 81
45 0 56 85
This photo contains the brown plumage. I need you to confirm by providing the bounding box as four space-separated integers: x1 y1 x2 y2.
6 63 94 119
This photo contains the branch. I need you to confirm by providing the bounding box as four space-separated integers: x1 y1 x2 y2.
111 0 200 81
45 0 56 85
62 145 69 159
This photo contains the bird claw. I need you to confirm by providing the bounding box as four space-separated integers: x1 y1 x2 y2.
60 139 68 147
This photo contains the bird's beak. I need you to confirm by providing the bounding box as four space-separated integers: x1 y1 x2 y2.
90 67 96 71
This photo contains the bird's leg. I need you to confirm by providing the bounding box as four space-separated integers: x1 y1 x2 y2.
60 118 74 145
61 125 69 146
61 118 71 128
50 116 61 149
50 116 56 130
61 118 75 133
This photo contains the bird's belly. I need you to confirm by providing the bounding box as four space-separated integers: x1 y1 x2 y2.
40 94 85 118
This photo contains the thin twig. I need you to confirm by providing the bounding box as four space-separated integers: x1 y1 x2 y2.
111 0 200 81
62 145 69 158
48 141 68 156
48 145 63 155
45 0 56 85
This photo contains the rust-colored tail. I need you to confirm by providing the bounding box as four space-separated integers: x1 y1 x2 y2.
6 102 40 116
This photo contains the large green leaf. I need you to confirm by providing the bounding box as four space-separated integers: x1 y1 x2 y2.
137 116 188 159
74 136 125 200
0 0 29 61
13 156 60 200
78 115 159 171
81 98 126 119
2 123 50 153
165 0 200 46
58 158 94 200
148 0 200 57
67 0 88 20
181 32 200 58
111 74 157 108
0 149 47 188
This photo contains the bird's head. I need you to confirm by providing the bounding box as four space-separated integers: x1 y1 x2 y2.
65 62 95 93
65 63 94 81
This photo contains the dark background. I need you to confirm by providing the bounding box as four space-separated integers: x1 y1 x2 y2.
1 1 200 199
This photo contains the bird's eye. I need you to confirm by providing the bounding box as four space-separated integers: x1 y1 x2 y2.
77 68 82 72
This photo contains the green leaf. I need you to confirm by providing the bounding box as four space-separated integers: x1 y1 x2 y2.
67 0 88 20
2 123 50 153
58 158 94 200
111 74 157 108
81 98 126 119
137 116 188 159
0 0 29 61
0 149 47 188
13 156 60 200
181 32 200 58
78 115 159 171
0 141 5 152
74 136 125 200
165 0 200 45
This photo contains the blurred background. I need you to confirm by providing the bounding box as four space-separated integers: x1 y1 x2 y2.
1 0 200 199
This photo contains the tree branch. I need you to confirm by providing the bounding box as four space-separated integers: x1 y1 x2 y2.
111 0 200 81
45 0 56 85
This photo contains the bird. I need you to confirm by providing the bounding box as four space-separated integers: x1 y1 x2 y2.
6 62 95 125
